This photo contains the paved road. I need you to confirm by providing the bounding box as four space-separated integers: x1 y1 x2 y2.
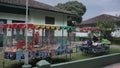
103 63 120 68
103 45 120 68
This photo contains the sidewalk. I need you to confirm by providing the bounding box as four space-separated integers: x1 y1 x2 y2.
103 63 120 68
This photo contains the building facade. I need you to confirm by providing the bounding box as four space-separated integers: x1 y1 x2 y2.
0 0 74 46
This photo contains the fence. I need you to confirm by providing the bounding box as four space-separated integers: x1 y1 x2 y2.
22 53 120 68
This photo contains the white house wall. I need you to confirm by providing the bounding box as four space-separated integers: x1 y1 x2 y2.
30 9 68 36
0 12 25 22
0 12 25 36
75 32 88 37
111 30 120 37
0 9 68 36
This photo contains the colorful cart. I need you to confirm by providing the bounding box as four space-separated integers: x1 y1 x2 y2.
2 23 74 60
76 27 110 55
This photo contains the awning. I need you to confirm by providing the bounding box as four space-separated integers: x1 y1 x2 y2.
2 23 74 30
39 24 45 29
51 25 60 30
60 26 68 30
11 23 19 28
45 24 51 29
34 24 40 29
28 24 34 29
67 26 74 30
60 26 74 30
80 27 101 31
19 23 25 29
34 24 60 30
2 24 11 28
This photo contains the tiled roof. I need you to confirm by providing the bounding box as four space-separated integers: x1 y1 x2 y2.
81 14 120 25
0 0 73 14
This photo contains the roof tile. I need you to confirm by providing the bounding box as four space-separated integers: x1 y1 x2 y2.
0 0 72 14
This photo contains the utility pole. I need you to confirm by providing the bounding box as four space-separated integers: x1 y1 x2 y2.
22 0 31 67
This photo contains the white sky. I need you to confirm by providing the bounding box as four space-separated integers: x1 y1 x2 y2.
35 0 120 20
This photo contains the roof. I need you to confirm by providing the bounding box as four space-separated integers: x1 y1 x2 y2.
0 0 73 15
81 14 120 26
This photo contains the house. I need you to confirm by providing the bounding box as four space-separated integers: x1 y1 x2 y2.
0 0 74 46
81 14 120 27
75 14 120 39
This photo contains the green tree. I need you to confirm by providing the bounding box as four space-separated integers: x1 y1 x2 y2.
96 19 117 40
56 1 86 26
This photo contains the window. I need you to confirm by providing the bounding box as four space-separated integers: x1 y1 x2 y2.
0 19 7 47
45 16 55 44
0 19 7 34
12 20 25 40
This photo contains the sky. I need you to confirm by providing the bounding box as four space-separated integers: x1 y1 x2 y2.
35 0 120 20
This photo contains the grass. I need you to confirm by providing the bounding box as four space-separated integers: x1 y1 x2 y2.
0 48 120 68
111 39 120 45
112 43 120 46
109 48 120 53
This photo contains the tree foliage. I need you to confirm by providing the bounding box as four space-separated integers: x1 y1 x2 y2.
96 19 117 40
55 1 86 26
97 19 115 30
